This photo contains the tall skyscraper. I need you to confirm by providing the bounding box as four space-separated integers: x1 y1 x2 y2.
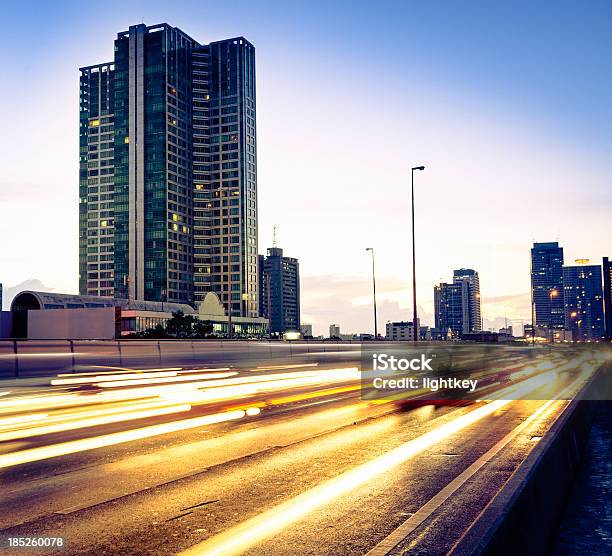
453 268 482 332
259 247 300 334
530 242 564 330
79 23 257 317
603 257 612 340
434 281 468 337
434 268 482 337
563 261 605 341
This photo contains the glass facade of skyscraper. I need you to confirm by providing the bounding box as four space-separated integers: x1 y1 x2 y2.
604 257 612 340
530 242 565 329
563 264 605 341
79 63 115 298
79 24 257 317
259 247 300 334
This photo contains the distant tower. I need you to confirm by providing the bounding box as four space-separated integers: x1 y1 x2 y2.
563 260 605 341
604 257 612 340
531 242 564 329
453 268 482 332
259 245 300 334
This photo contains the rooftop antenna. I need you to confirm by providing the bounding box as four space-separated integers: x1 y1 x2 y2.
272 225 278 248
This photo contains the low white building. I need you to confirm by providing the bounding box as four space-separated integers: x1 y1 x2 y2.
386 321 415 341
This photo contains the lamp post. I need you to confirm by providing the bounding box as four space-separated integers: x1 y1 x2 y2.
411 165 425 342
366 248 378 339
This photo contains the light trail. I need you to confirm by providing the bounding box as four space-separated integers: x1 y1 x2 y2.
177 367 586 556
178 399 513 556
50 371 182 386
0 410 247 469
96 372 238 388
0 403 192 442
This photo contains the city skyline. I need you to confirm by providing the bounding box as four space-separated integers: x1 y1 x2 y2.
1 1 611 336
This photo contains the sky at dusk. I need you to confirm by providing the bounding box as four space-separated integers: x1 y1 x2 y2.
1 0 611 335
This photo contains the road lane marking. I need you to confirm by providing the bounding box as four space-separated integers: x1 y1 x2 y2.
177 399 513 556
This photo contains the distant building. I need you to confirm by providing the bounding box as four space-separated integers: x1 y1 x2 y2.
531 242 564 330
434 269 482 337
259 247 300 335
0 282 3 311
499 325 513 336
459 331 513 343
453 269 482 332
329 324 341 338
563 261 605 341
300 324 313 338
386 321 415 341
434 281 467 338
603 257 612 340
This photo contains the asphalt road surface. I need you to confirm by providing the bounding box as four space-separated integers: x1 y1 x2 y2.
0 350 607 555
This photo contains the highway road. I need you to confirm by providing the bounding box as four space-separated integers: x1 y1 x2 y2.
0 348 608 555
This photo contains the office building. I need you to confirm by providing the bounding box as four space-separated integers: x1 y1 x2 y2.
329 324 341 339
80 23 258 318
434 269 481 337
530 242 564 330
300 324 313 338
258 247 300 334
386 321 415 341
434 281 467 338
603 257 612 340
453 268 482 332
563 260 605 341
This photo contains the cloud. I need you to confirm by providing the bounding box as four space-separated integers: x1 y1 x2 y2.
300 274 433 336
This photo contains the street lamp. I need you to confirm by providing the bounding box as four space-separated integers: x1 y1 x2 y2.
366 248 378 339
411 165 425 342
549 288 559 344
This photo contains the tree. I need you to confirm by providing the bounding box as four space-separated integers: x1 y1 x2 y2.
165 311 199 338
193 320 214 338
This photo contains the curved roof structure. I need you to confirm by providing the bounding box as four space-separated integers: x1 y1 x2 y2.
11 291 195 314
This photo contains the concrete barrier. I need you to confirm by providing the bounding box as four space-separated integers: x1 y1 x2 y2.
0 339 365 378
450 386 598 556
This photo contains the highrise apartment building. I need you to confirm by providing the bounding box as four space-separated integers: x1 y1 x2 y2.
79 23 258 317
453 268 482 332
563 261 605 341
603 257 612 340
530 242 564 329
259 247 300 334
434 268 482 337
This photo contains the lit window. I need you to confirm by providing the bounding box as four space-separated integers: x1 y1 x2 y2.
101 220 108 227
124 136 129 144
172 213 178 221
172 223 178 231
90 119 100 127
195 184 204 190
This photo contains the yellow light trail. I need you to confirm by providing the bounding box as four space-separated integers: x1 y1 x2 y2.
50 371 182 386
178 361 587 556
178 399 513 556
0 403 192 442
0 410 246 469
97 372 238 388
